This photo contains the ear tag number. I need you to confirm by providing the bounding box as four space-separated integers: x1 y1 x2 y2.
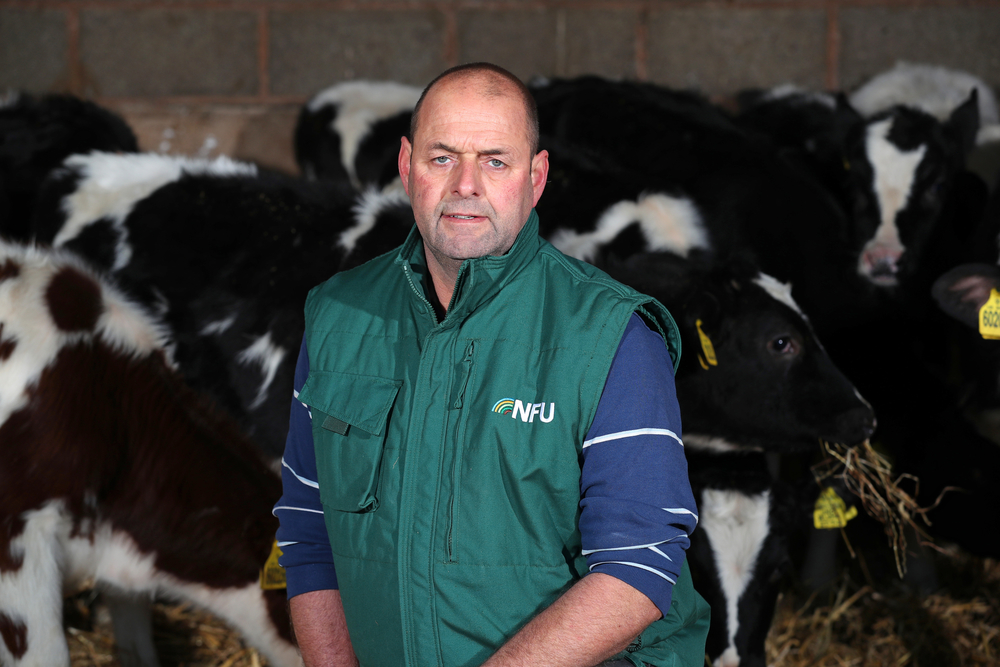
260 539 287 590
979 288 1000 340
695 319 717 368
813 486 858 529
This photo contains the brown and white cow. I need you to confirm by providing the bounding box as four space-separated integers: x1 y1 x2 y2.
0 242 300 666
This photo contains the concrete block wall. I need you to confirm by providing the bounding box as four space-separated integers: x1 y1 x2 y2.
3 0 999 173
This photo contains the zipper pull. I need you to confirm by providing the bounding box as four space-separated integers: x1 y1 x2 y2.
452 340 475 410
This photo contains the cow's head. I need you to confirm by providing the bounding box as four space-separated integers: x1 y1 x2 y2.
840 92 980 287
606 251 876 451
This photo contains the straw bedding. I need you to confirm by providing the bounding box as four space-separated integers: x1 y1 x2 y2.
64 551 999 667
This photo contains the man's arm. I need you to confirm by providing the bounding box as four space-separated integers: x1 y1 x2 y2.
290 590 359 667
480 573 659 667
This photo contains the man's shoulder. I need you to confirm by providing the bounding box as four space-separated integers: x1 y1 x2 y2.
535 240 642 300
533 240 682 371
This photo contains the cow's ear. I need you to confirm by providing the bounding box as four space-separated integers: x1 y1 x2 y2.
932 262 1000 329
945 89 980 158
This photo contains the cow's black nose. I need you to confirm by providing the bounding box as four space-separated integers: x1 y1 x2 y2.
828 406 877 445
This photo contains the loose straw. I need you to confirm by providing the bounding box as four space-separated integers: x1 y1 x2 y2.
812 440 950 577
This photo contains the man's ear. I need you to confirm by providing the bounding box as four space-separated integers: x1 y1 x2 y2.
398 136 412 197
531 149 549 206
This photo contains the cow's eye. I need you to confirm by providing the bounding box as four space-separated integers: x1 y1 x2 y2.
769 336 798 355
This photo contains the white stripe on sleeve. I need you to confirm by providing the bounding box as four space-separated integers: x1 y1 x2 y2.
293 389 313 419
282 457 319 488
582 536 686 555
583 428 683 449
648 545 673 562
663 507 699 523
590 561 677 584
272 505 325 515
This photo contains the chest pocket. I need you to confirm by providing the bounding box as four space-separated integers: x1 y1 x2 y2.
298 371 401 513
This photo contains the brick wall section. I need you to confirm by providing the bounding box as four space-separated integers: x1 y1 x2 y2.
3 0 999 173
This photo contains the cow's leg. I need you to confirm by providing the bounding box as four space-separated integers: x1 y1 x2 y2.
0 504 71 666
101 589 160 667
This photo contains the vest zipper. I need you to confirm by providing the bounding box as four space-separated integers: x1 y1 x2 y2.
448 340 475 561
402 262 437 322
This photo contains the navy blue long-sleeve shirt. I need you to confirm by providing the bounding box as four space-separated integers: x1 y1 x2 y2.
273 313 698 615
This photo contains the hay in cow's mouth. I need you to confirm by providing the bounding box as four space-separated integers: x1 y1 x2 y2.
812 439 949 578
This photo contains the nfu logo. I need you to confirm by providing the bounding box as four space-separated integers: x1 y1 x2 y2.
492 398 555 423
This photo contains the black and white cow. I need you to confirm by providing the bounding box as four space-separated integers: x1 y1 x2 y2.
0 93 138 241
602 250 874 667
737 84 985 301
31 152 412 460
294 80 420 189
0 242 300 666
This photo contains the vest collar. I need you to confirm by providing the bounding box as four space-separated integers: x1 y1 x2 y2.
395 209 542 326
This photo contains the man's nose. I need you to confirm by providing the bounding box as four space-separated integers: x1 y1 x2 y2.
452 159 482 198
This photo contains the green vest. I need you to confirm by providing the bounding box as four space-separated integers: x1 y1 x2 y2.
299 211 710 667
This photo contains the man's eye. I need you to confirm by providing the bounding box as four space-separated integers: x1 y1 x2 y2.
433 156 450 164
488 159 505 168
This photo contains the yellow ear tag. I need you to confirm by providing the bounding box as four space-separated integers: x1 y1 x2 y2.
813 486 858 529
695 319 717 367
260 539 287 590
979 288 1000 340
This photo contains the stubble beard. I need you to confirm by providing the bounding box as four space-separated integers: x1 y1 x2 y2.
426 199 511 263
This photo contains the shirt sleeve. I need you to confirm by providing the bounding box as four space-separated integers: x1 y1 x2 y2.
579 313 698 616
272 335 339 598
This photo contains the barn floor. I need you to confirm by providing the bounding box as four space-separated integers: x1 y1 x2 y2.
66 550 1000 667
767 549 1000 666
65 593 267 667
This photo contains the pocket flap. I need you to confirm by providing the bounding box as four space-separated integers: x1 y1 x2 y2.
298 371 401 436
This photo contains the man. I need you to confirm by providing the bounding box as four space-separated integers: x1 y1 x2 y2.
274 63 710 667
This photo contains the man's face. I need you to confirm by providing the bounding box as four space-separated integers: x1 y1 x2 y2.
398 77 548 277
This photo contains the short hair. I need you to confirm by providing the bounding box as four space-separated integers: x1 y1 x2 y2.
409 62 540 156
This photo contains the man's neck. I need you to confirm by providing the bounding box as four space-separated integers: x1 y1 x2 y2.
423 244 461 315
423 272 448 322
